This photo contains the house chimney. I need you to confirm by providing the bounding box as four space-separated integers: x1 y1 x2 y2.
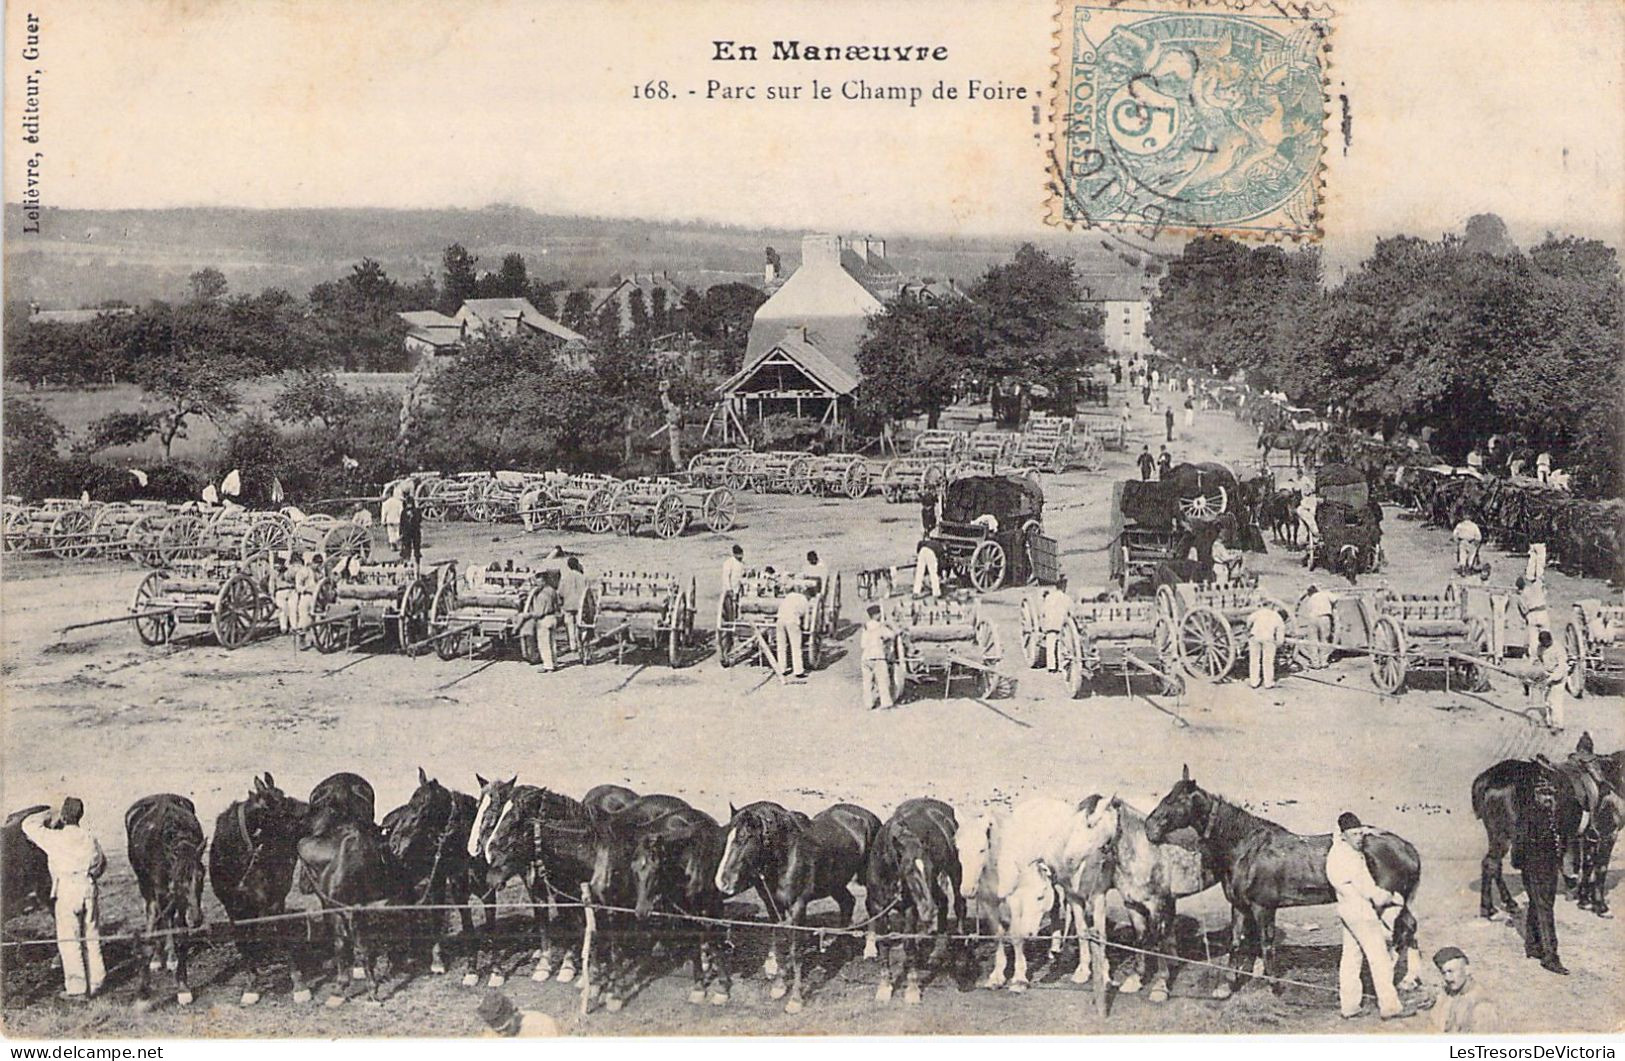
801 234 842 270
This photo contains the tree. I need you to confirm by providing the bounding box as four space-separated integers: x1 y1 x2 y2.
2 395 66 498
650 287 670 336
856 296 977 428
309 259 409 371
531 282 560 321
130 352 244 459
439 243 480 314
628 288 652 350
691 282 768 366
272 370 362 432
970 243 1106 407
494 253 529 298
561 289 593 334
188 267 229 303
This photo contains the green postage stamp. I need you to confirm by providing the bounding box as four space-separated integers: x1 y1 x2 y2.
1048 0 1334 240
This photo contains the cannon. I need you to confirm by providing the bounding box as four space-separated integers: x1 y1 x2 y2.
687 448 746 488
426 563 564 663
578 570 697 666
1151 579 1292 682
127 558 274 649
659 478 736 533
745 451 815 494
290 514 374 568
306 559 436 654
417 473 492 522
808 454 876 499
912 428 968 460
1563 596 1624 698
478 471 551 524
2 499 103 559
1022 592 1183 698
716 569 825 671
198 509 295 562
882 592 1002 700
878 458 947 504
1364 586 1493 694
538 473 624 534
606 479 691 539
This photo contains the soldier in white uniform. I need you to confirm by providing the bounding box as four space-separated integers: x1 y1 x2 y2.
859 604 897 710
1040 578 1075 673
1326 812 1407 1020
775 586 813 678
20 798 107 1000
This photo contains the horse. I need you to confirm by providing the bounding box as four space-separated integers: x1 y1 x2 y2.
209 773 312 1005
1258 428 1306 470
628 804 733 1007
715 801 880 1012
475 782 651 986
1144 765 1423 999
1472 735 1624 918
381 768 486 981
125 794 207 1010
1068 795 1216 1003
298 771 392 1004
864 798 965 1005
955 807 1064 993
1262 489 1304 546
2 806 54 934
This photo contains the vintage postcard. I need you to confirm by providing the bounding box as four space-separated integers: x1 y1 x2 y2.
2 0 1622 1048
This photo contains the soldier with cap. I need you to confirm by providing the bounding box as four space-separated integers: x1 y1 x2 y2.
1515 770 1567 975
476 989 559 1036
20 798 107 1000
1429 947 1499 1032
1326 811 1409 1020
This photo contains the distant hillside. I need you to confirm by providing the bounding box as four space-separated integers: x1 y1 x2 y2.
3 204 1157 308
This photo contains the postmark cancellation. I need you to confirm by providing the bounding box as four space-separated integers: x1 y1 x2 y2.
1047 0 1334 240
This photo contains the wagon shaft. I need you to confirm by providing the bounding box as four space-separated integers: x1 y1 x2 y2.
128 559 273 650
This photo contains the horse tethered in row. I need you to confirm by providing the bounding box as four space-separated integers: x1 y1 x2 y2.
716 570 827 671
1020 594 1184 698
128 558 275 649
927 474 1055 592
1565 597 1625 697
882 593 1002 699
307 561 437 654
578 571 697 666
427 563 561 662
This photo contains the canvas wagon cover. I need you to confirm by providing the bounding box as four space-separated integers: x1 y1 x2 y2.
1118 463 1239 528
940 475 1044 526
1316 464 1369 508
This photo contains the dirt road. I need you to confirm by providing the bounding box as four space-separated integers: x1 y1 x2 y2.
3 390 1620 1037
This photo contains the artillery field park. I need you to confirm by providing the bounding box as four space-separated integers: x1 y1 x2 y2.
2 390 1621 1038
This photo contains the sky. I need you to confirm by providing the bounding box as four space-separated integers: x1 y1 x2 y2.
3 0 1623 263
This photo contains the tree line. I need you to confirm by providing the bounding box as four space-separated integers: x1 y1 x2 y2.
1146 216 1623 498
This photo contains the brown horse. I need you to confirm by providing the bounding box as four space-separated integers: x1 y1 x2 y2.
298 772 391 1005
125 794 207 1010
629 805 733 1006
209 774 311 1005
381 768 487 981
1144 766 1423 999
715 801 880 1012
864 798 964 1006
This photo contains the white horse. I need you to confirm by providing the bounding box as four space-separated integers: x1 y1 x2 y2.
955 809 1060 992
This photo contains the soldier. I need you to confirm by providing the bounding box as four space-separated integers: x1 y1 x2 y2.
20 799 107 1000
859 604 897 710
293 552 323 649
527 578 564 673
1247 603 1286 689
1040 577 1074 673
1327 812 1408 1020
1514 772 1567 975
774 585 813 678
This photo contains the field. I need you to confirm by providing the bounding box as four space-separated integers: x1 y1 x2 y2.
18 374 414 465
2 388 1621 1038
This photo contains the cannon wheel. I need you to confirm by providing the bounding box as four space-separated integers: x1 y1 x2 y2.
1177 606 1235 681
1 507 28 553
968 540 1007 592
1179 487 1229 521
1019 597 1043 668
1369 614 1408 693
788 457 815 496
826 573 842 637
582 488 616 535
126 513 169 567
48 508 95 560
158 513 206 565
723 454 753 492
668 606 684 668
1154 584 1180 623
1152 617 1185 696
131 572 176 646
844 461 872 499
974 619 1000 698
653 493 688 539
1447 618 1494 693
396 579 432 653
1564 617 1589 698
1063 619 1088 698
323 522 373 564
309 578 348 654
212 574 261 649
242 516 292 560
702 488 736 533
431 582 472 661
716 591 737 667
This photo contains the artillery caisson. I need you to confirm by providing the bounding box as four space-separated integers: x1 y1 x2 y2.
1364 586 1493 694
645 477 735 533
577 571 697 666
4 499 102 559
687 449 745 488
716 570 825 671
128 558 274 649
198 509 295 562
745 451 815 494
882 593 1002 699
1014 416 1075 474
912 428 968 461
307 560 436 654
609 479 692 539
1153 580 1294 683
808 454 875 499
878 458 947 504
1021 592 1183 698
426 563 562 663
541 473 623 534
1565 596 1625 697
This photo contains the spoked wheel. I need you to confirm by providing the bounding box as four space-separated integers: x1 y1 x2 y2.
1178 488 1228 521
212 574 261 649
1563 619 1588 698
1368 615 1407 694
968 541 1007 592
431 582 472 661
1177 606 1235 681
323 523 373 565
158 514 206 565
788 457 814 496
396 579 432 653
668 621 683 668
1151 618 1185 696
242 516 292 560
1154 584 1179 623
51 508 95 560
308 579 347 653
126 513 168 567
582 488 616 535
825 574 842 637
652 494 689 539
1020 597 1042 668
131 571 176 646
1062 619 1089 699
1452 618 1493 693
881 484 902 504
702 488 736 533
843 463 872 499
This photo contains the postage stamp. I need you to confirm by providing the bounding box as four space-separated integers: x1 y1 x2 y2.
1047 0 1335 240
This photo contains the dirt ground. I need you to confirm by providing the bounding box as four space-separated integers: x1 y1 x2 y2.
2 387 1621 1038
